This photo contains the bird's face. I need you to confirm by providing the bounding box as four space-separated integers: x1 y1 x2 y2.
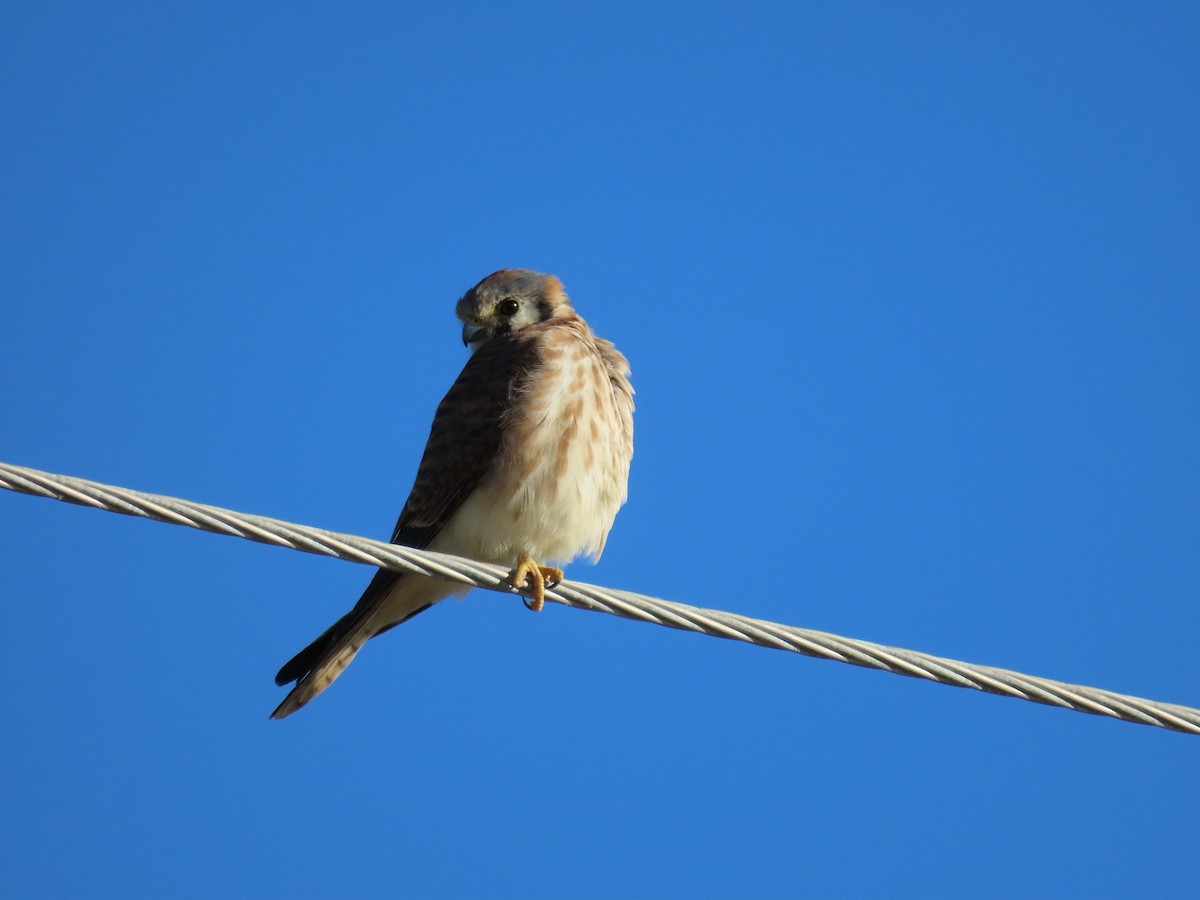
456 269 571 350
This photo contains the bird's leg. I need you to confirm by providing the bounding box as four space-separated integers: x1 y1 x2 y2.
507 557 563 612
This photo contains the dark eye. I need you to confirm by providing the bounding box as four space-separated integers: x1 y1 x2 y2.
498 298 520 316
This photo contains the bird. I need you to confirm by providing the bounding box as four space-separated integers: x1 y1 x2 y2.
271 269 634 718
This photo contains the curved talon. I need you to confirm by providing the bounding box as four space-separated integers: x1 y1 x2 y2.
508 558 564 613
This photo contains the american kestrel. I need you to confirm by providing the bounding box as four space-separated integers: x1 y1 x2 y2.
271 269 634 718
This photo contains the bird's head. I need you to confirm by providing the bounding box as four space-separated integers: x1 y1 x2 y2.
456 269 573 350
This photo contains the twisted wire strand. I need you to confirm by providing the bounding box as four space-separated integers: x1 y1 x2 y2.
1 460 1196 735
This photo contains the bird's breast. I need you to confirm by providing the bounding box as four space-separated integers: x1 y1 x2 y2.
435 327 633 566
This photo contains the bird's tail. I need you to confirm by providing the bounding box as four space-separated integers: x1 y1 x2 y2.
270 611 369 719
270 568 442 719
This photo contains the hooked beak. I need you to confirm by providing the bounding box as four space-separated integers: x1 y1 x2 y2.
461 321 487 348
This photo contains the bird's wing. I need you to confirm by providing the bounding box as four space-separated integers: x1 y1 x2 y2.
390 332 541 548
271 334 543 713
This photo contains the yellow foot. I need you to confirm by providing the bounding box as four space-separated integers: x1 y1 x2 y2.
507 558 563 612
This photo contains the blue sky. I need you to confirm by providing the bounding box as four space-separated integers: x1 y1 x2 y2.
2 3 1198 897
